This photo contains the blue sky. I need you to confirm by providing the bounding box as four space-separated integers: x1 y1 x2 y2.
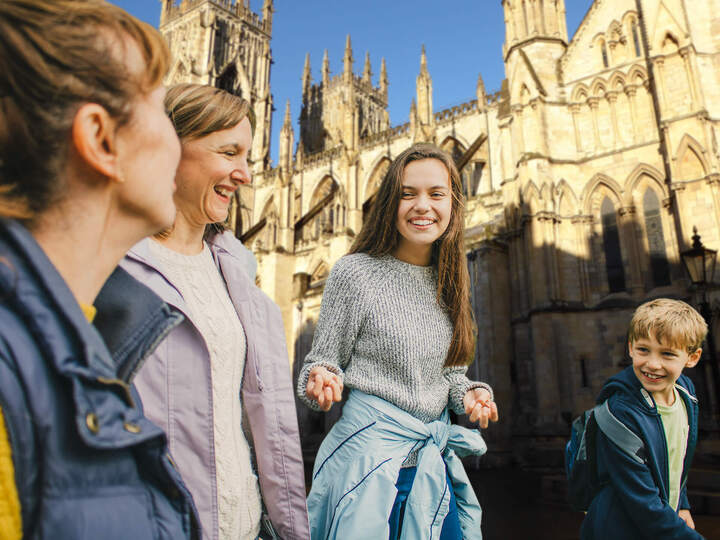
110 1 594 164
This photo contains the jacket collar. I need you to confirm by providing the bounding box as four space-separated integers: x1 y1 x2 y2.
125 231 257 303
598 365 696 413
94 266 183 382
0 219 116 380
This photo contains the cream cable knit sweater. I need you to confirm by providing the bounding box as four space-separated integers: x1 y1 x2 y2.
150 240 262 540
297 253 493 425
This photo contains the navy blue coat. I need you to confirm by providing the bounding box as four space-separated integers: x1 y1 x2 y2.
581 366 704 540
0 219 199 539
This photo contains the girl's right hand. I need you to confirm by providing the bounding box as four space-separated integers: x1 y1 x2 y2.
306 366 343 411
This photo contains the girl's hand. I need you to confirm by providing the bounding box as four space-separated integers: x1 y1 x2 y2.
463 388 499 428
306 366 343 412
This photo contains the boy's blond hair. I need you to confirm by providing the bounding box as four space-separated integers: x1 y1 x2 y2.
628 298 708 353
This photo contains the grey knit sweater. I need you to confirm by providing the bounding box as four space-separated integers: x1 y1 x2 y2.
297 253 492 424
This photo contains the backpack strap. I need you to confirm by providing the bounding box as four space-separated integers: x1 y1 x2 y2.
593 401 645 464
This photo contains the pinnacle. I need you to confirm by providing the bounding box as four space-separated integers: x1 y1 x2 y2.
283 99 291 126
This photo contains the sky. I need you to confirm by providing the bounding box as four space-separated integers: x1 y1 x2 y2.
109 0 594 164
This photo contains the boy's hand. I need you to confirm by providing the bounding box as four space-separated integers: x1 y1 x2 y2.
463 388 499 428
306 366 343 412
679 509 695 530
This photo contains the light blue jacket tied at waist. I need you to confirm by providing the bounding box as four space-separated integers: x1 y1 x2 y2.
309 390 486 540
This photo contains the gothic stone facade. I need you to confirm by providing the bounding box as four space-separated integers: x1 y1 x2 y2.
163 0 720 468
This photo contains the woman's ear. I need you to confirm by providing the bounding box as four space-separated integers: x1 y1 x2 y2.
71 103 121 182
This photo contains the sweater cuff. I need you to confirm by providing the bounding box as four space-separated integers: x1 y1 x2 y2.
449 380 494 415
296 361 344 411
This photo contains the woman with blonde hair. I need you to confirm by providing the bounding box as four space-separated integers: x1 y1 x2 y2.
0 1 198 538
97 83 310 540
297 143 499 539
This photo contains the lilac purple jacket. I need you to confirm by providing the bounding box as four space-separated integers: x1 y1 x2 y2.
116 232 310 540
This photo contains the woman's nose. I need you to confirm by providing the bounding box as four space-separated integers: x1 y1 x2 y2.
231 164 251 185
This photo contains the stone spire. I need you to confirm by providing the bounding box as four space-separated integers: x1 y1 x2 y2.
409 98 417 132
343 34 353 81
282 99 292 129
476 73 486 111
362 52 372 84
279 99 294 173
415 45 433 126
380 57 388 96
322 49 330 86
302 53 311 98
262 0 273 34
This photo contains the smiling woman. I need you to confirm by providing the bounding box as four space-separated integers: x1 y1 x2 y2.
296 143 498 539
96 83 310 540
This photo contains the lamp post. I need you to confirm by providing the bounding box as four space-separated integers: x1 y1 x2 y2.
680 227 719 417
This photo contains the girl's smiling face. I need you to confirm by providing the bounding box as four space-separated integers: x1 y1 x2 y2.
393 158 452 266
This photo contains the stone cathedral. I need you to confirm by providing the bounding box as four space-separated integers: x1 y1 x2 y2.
161 0 720 494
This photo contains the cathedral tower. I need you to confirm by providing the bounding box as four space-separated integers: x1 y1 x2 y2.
502 0 568 99
299 36 390 155
160 0 274 170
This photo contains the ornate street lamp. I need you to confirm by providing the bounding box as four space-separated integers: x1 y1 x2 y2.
681 227 717 287
681 227 719 417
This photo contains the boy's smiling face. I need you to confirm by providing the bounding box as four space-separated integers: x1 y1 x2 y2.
629 335 701 407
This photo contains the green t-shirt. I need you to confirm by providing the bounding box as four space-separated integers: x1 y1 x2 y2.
656 387 689 511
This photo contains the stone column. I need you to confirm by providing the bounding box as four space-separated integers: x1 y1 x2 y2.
626 86 639 144
618 205 644 295
588 97 601 151
654 58 668 115
680 48 699 110
607 91 621 148
573 216 594 302
571 103 582 153
513 105 526 156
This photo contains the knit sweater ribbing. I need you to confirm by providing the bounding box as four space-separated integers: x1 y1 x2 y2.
297 253 492 424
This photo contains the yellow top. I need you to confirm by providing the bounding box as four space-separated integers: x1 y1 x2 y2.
0 409 21 540
656 387 689 511
80 303 97 323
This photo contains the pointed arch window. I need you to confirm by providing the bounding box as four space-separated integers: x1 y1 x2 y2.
601 41 609 68
643 189 671 287
631 20 642 57
601 197 626 292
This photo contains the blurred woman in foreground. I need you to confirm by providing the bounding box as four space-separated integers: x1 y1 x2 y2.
0 1 198 538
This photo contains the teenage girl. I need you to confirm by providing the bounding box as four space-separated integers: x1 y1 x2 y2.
297 143 499 540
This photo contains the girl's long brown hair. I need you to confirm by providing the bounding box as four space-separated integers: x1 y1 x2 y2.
350 143 476 367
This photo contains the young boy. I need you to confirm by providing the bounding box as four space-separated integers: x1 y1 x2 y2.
581 298 707 540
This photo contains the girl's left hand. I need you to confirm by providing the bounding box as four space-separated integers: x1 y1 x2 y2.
463 388 499 429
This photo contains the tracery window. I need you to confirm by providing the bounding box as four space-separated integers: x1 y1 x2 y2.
601 197 625 292
643 189 671 287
